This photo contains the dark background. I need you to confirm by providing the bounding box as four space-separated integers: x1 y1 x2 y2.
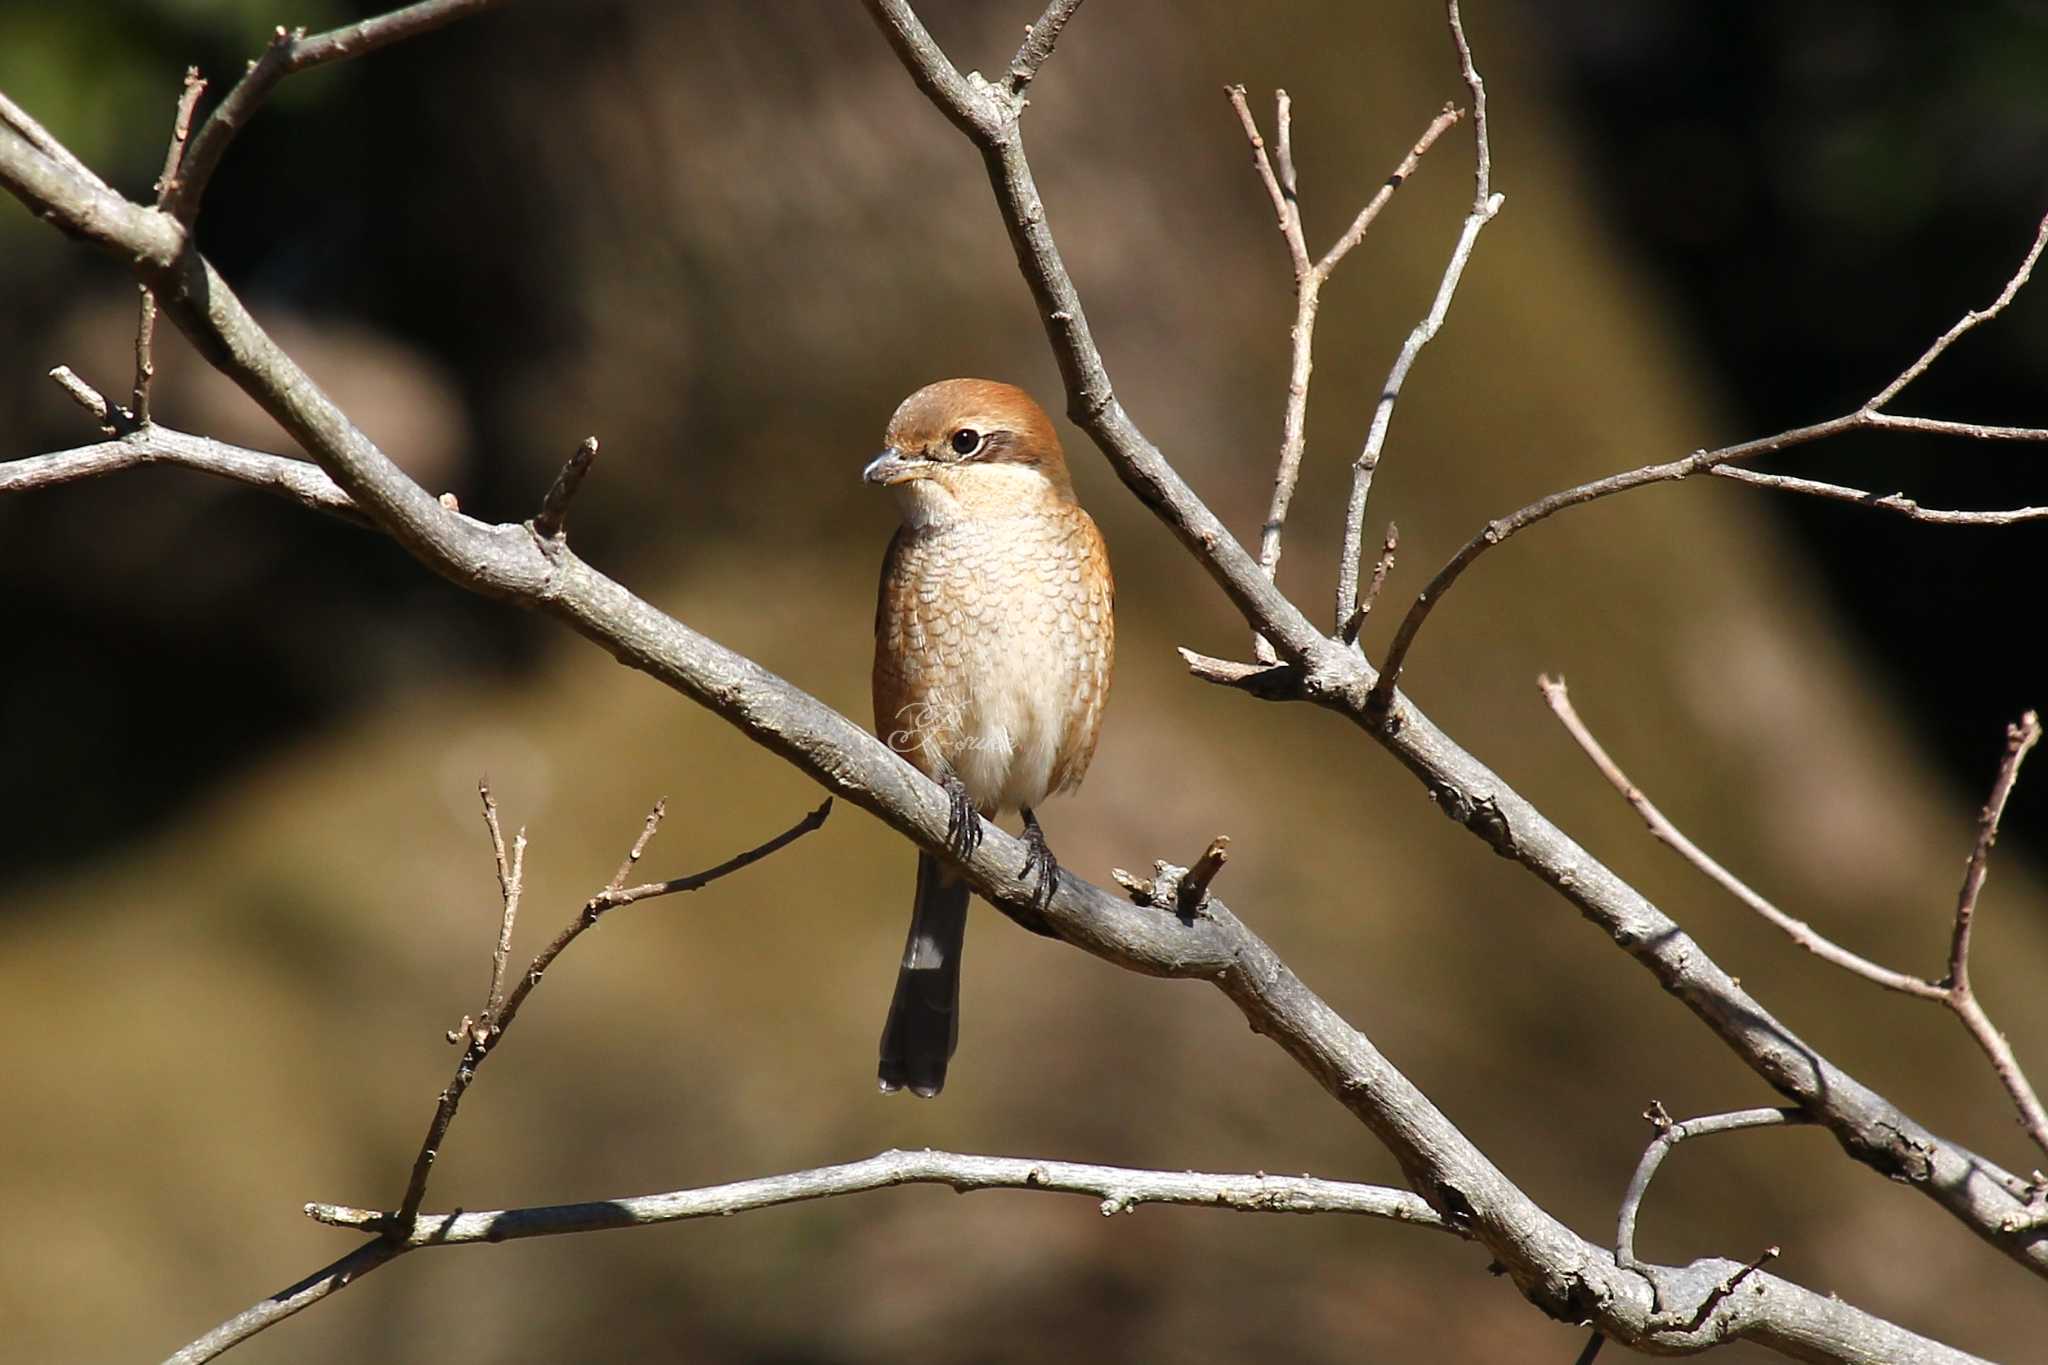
2 3 2044 1362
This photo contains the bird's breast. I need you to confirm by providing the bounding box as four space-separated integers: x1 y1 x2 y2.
873 507 1113 814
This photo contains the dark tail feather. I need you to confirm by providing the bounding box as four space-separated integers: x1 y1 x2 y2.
878 851 970 1097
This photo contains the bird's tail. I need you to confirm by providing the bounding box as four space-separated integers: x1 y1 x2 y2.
878 851 970 1097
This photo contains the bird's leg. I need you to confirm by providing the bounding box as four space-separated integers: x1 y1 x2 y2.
1018 806 1059 913
943 774 983 861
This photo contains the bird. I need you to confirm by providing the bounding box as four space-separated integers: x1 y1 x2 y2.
864 378 1115 1097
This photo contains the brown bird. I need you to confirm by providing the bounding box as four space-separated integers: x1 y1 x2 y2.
865 379 1115 1097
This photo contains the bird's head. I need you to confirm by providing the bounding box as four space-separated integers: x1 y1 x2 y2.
863 379 1074 527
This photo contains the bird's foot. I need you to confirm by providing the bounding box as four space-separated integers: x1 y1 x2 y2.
943 776 983 861
1018 807 1059 913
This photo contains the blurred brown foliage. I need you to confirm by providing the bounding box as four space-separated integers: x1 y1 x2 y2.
1 2 2044 1363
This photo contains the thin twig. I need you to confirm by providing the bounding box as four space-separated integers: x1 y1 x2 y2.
1539 676 1941 999
391 797 831 1232
46 365 116 432
1709 466 2048 525
477 781 525 1025
1228 85 1458 632
166 0 506 223
1177 836 1231 915
1870 214 2048 410
1336 0 1501 635
1946 713 2047 1155
532 436 598 539
610 797 668 891
1616 1103 1803 1273
1548 679 2048 1162
1676 1245 1781 1334
1341 522 1399 644
132 69 206 425
1372 210 2048 714
160 1240 403 1365
1007 0 1087 99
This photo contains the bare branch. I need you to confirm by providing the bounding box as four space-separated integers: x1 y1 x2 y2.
1870 214 2048 410
3 9 2039 1354
1710 466 2048 525
166 0 507 223
477 782 525 1025
1341 521 1399 644
1007 0 1087 99
160 1241 402 1365
0 90 113 195
133 69 206 425
1335 3 1502 633
1946 713 2047 1155
1617 1103 1804 1274
1372 210 2048 712
532 436 598 539
1445 0 1491 209
392 797 832 1231
178 1151 1434 1365
45 365 116 431
1227 86 1310 280
1539 676 1942 1000
1233 90 1458 623
1547 679 2048 1162
0 418 366 524
1176 836 1231 916
609 797 668 892
312 1148 1451 1240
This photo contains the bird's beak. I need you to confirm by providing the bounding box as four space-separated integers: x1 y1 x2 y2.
863 447 921 486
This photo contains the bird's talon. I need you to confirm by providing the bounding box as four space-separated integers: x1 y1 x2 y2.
943 778 983 861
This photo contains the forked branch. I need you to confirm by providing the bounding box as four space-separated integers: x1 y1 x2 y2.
1370 212 2048 714
1545 678 2048 1159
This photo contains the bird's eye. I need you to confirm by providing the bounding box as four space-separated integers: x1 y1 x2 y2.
950 428 984 457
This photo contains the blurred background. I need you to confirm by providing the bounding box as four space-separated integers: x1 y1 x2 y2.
3 2 2045 1361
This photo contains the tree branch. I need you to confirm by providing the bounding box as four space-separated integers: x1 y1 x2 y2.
392 796 831 1233
1616 1104 1805 1276
1335 0 1501 633
1946 712 2047 1157
165 0 508 223
1226 83 1457 656
1006 0 1087 98
133 68 206 425
1708 466 2048 525
1369 210 2048 713
1545 678 2048 1162
1 6 2038 1359
1539 676 1943 1000
310 1148 1452 1239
